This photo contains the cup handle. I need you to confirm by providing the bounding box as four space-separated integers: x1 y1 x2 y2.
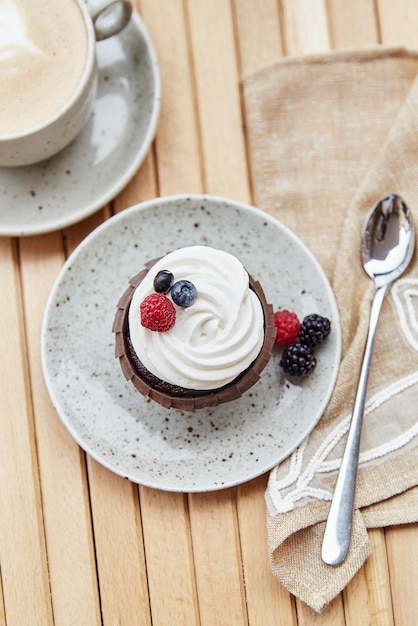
87 0 132 40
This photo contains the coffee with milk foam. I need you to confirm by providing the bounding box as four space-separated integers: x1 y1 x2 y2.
0 0 88 135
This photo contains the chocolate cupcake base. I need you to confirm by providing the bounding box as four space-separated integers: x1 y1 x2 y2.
113 258 276 410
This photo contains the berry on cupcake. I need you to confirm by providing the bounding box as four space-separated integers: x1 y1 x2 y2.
140 293 176 332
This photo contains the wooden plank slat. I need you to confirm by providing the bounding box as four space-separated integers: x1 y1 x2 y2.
140 489 199 625
188 491 248 626
234 0 283 76
237 477 298 626
19 232 102 625
87 464 152 626
386 524 418 626
343 529 394 626
297 597 346 626
139 0 203 196
0 576 5 626
327 0 378 48
114 150 158 212
377 0 418 46
0 238 53 625
186 0 249 200
280 0 330 55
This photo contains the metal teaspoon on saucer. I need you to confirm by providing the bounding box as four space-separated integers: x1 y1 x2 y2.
321 193 416 566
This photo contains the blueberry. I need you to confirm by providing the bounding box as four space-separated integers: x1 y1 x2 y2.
171 280 197 307
153 270 174 294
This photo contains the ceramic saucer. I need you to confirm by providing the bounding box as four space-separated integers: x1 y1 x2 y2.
41 195 341 492
0 11 160 237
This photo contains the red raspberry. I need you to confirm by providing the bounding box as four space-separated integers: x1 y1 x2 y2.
140 293 176 331
274 309 301 346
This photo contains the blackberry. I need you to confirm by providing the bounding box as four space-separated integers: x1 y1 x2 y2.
280 342 316 377
171 280 197 307
299 314 331 348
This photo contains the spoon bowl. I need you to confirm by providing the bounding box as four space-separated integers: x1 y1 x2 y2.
362 194 415 285
321 193 415 566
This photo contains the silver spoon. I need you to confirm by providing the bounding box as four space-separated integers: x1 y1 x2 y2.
321 193 416 566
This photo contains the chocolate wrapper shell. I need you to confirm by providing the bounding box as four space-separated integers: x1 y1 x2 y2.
113 257 275 410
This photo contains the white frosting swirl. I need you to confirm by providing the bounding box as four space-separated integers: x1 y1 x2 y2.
128 246 265 390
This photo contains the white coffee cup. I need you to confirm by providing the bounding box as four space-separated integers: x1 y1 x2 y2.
0 0 132 167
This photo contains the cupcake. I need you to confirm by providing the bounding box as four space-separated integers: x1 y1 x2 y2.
113 245 275 410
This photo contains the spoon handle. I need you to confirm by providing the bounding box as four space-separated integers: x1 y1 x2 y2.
321 283 388 566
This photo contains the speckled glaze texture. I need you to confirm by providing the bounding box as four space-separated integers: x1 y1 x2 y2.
0 11 160 236
41 195 341 492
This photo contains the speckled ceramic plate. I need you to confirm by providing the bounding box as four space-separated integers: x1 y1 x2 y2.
41 195 341 492
0 11 160 237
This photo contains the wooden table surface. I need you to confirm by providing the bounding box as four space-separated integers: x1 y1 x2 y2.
1 1 418 624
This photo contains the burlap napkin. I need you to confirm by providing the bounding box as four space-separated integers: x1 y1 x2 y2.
242 46 418 612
